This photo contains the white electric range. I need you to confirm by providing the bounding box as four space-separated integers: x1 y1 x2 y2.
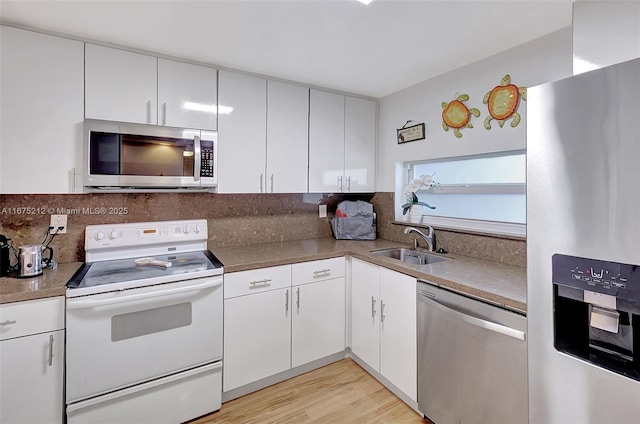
65 219 224 424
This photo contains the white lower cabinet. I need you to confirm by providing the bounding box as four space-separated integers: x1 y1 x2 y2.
351 258 417 401
223 265 291 392
223 258 346 393
0 297 65 424
223 287 291 391
291 257 346 368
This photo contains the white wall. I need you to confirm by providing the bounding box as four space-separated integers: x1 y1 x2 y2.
376 27 573 193
573 1 640 74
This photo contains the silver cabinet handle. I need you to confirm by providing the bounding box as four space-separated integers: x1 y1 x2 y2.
346 176 351 192
270 174 274 193
285 289 289 313
338 176 343 192
162 102 167 125
48 334 54 366
146 100 151 124
419 294 526 341
371 296 376 318
249 278 272 288
0 320 17 326
296 287 300 310
380 300 386 323
313 269 331 277
260 174 264 193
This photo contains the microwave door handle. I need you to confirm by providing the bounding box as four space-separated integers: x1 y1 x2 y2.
194 135 201 182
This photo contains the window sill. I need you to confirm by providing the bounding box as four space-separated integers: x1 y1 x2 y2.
393 216 526 240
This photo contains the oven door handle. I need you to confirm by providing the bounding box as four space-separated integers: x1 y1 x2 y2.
67 278 222 310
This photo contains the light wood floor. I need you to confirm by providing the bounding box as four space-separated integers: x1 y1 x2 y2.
190 358 429 423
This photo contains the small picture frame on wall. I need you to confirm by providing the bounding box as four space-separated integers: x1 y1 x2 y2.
397 122 425 144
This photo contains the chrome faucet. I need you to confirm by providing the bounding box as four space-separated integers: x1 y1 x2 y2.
404 226 436 252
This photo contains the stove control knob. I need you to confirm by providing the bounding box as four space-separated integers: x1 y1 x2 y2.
194 224 202 233
183 225 191 234
109 230 119 240
95 231 105 241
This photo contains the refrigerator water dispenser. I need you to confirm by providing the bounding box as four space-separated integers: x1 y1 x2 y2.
552 254 639 381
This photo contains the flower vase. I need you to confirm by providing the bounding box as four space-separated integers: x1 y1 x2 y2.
409 205 423 223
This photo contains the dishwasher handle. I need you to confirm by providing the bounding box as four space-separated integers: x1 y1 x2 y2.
418 292 526 341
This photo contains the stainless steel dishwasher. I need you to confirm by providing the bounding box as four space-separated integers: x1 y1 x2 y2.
417 280 527 424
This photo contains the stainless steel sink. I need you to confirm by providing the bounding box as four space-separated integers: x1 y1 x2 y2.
371 248 450 266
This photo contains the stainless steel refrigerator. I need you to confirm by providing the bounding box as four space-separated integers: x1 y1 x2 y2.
527 58 640 423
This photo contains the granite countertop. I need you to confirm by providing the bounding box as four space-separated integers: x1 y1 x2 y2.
214 238 527 314
0 262 82 304
0 238 527 314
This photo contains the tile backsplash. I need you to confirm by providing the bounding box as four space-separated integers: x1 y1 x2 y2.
0 192 525 267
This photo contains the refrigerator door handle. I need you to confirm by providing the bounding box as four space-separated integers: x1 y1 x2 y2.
419 294 526 341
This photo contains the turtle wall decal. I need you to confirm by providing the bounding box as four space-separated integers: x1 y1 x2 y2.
483 74 526 129
441 94 480 138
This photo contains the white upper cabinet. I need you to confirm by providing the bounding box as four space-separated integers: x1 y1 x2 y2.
85 45 217 130
157 58 217 130
266 81 309 193
309 90 376 193
217 71 267 193
344 96 376 193
85 44 158 125
308 89 345 193
0 26 84 194
218 73 309 194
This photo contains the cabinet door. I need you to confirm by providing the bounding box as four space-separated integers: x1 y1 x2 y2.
350 258 380 370
266 81 309 193
158 58 217 130
85 44 157 124
0 26 84 194
291 278 346 367
223 288 291 391
379 267 417 401
0 330 64 423
308 89 345 193
344 97 376 193
217 71 267 193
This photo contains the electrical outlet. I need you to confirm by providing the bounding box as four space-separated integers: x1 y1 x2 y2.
50 214 67 234
319 205 327 218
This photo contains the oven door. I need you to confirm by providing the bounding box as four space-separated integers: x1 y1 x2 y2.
66 276 222 403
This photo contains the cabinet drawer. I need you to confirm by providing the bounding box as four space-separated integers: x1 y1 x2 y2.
0 297 65 341
292 257 345 285
224 265 291 299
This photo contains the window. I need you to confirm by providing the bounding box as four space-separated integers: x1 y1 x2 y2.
400 150 526 237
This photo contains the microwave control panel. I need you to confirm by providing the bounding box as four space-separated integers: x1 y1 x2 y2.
201 141 214 178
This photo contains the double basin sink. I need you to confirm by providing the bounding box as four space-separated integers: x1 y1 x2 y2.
370 247 450 267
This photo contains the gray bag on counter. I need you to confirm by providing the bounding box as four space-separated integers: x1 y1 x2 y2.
330 200 376 240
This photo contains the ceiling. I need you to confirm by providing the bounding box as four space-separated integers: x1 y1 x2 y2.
0 0 574 98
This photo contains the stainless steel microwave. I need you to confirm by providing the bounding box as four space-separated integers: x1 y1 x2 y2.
83 119 217 192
